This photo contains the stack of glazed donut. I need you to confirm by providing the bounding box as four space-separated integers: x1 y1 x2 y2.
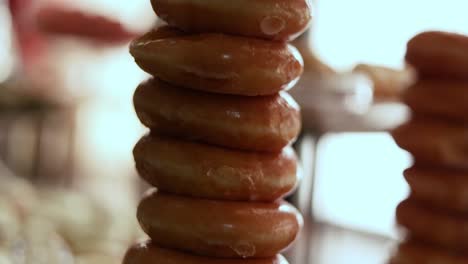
124 0 312 263
390 31 468 263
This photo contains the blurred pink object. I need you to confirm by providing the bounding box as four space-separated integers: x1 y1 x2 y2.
10 0 138 44
9 0 47 72
36 6 138 43
8 0 147 101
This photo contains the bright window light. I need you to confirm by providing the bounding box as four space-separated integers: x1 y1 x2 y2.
313 0 468 70
313 133 411 238
0 3 14 83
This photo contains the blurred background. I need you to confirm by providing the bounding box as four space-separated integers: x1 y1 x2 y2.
0 0 467 263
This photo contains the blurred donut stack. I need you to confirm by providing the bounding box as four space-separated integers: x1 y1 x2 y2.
391 31 468 263
124 0 312 263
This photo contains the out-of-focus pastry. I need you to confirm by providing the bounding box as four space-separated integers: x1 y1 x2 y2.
392 116 468 169
396 198 468 252
0 165 37 220
389 239 467 264
404 166 468 213
353 63 414 100
403 80 468 122
36 190 110 254
390 30 468 263
0 162 140 262
406 31 468 79
14 215 74 264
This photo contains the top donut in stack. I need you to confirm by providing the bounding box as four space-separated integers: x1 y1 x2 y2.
390 31 468 263
124 0 312 263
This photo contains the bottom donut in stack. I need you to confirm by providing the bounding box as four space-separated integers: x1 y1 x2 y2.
124 241 289 264
390 31 468 263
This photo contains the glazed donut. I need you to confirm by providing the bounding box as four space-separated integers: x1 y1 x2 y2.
130 25 303 96
396 198 468 252
137 189 302 258
134 78 301 152
404 166 468 213
403 80 468 122
151 0 312 41
123 241 289 264
133 135 298 202
406 31 468 79
392 117 468 169
390 239 467 264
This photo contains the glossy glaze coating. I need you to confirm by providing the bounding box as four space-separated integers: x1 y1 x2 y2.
123 241 290 264
137 189 302 258
403 80 468 122
392 117 468 169
390 239 467 264
406 31 468 79
151 0 312 41
405 166 468 213
130 25 303 96
134 79 301 152
133 135 298 202
396 198 468 252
